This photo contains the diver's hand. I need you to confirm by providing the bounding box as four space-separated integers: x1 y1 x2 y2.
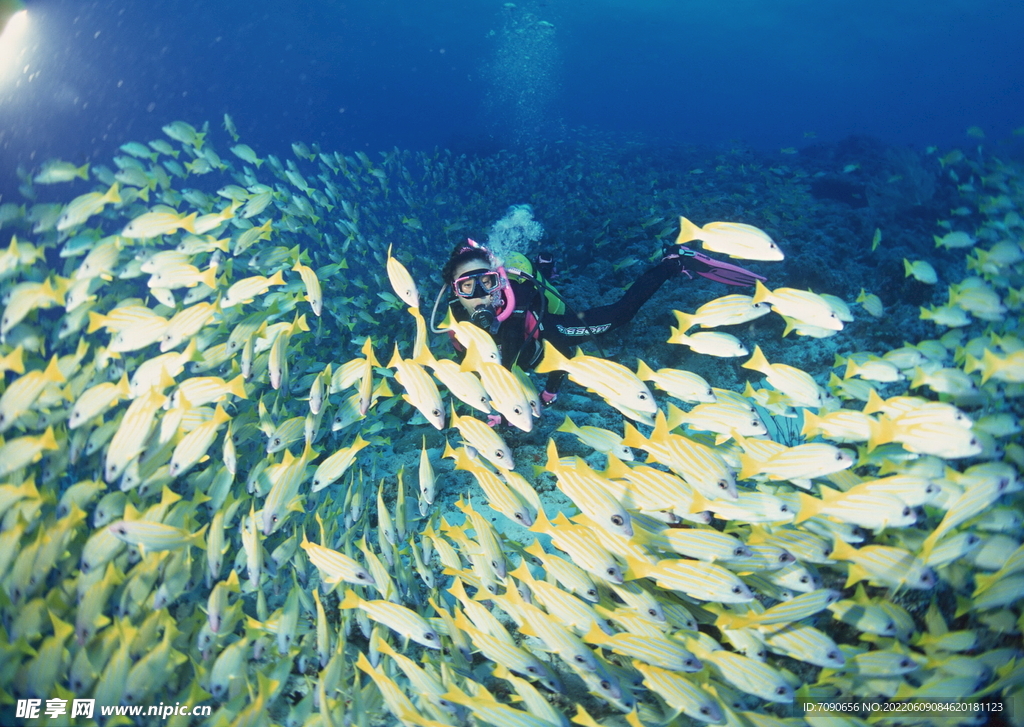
540 390 558 408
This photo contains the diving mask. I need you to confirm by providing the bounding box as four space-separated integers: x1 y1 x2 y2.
452 268 503 299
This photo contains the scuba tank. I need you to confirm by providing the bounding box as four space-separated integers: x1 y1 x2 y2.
503 252 566 315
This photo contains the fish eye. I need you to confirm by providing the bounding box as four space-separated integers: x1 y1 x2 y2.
600 680 611 690
700 708 712 716
776 687 789 696
573 654 587 664
606 567 617 577
610 515 624 526
638 392 648 401
732 585 744 594
587 589 598 599
780 504 789 513
828 650 840 661
495 451 504 459
514 407 522 415
424 631 437 642
432 409 442 418
526 666 540 675
835 452 843 460
733 548 745 557
717 480 729 490
799 575 809 584
902 507 911 517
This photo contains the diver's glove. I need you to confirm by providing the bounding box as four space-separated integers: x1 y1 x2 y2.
486 413 504 428
540 390 558 407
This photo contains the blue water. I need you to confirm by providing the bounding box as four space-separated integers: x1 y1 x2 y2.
2 0 1023 197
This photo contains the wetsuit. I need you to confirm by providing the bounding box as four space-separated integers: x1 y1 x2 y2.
450 257 684 396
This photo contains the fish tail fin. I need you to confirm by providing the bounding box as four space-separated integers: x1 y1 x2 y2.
672 310 697 332
801 409 821 439
866 415 894 452
665 402 687 431
339 589 361 610
43 355 66 384
845 563 868 588
227 374 247 399
190 523 209 551
105 182 121 204
180 212 198 234
667 326 688 344
829 536 857 562
794 492 822 524
544 438 561 472
962 353 982 376
635 358 655 381
972 572 997 595
555 415 578 435
386 344 402 369
738 453 763 481
603 453 631 480
534 340 568 374
752 279 771 305
979 349 1001 385
86 311 108 334
862 387 887 415
651 410 671 441
528 508 554 536
623 553 656 579
199 265 218 290
621 421 647 449
742 344 770 375
675 216 702 245
360 336 379 368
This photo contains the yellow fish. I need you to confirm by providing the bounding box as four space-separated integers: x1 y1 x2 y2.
904 258 938 284
855 288 884 318
388 345 445 430
754 280 843 330
676 216 784 261
386 244 419 308
291 260 322 316
121 207 198 239
339 589 441 649
536 340 656 419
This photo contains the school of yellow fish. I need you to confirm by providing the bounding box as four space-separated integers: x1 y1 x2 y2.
0 117 1021 727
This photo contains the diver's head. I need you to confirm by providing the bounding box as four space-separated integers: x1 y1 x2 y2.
443 239 506 329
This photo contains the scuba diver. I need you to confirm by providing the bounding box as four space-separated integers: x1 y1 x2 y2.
430 237 766 412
